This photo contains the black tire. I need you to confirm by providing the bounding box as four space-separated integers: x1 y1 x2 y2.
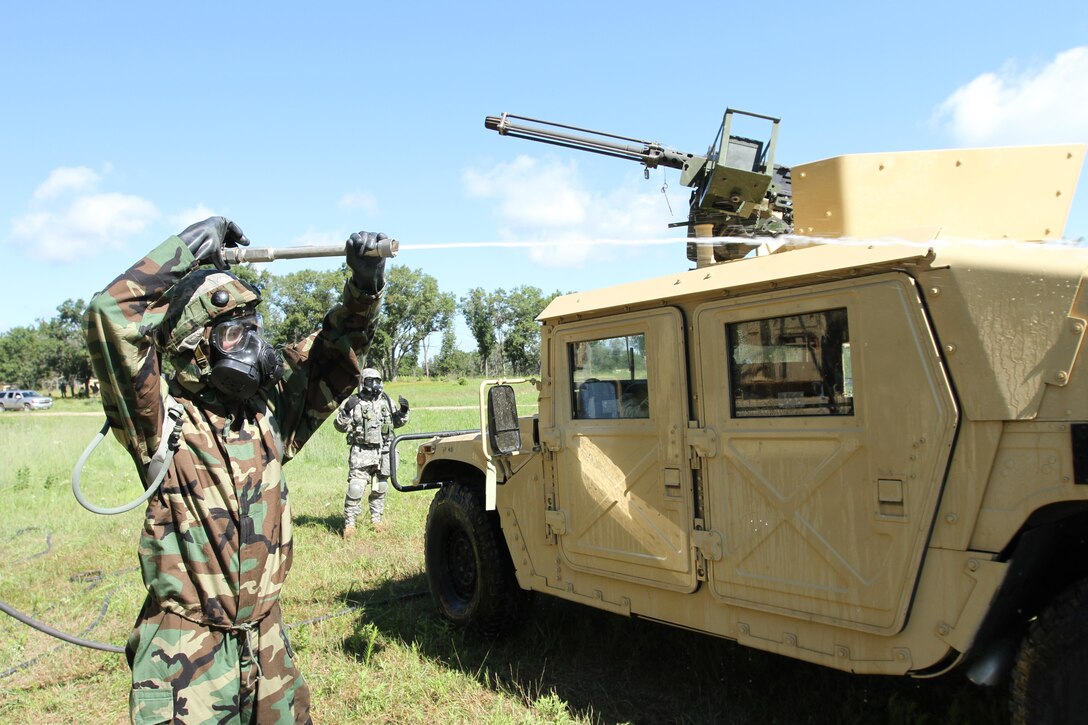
424 481 528 637
1010 576 1088 724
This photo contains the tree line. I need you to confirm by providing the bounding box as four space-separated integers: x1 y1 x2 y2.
0 263 561 391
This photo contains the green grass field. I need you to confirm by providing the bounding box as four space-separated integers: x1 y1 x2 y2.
0 380 1005 724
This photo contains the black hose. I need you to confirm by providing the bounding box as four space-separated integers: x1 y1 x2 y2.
1 524 430 677
1 529 134 676
0 596 125 654
1 586 431 675
9 526 51 565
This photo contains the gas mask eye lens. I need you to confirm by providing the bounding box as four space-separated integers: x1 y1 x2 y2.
212 315 261 355
217 324 246 352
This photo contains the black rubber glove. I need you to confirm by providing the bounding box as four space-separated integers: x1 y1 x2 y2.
178 216 249 270
344 393 361 413
398 395 409 414
347 231 387 295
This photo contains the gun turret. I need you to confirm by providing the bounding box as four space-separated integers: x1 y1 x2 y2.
485 110 793 263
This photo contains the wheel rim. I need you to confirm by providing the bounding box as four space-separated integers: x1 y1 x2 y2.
446 528 477 601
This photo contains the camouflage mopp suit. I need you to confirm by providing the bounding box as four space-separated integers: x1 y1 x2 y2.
85 220 384 724
333 370 409 531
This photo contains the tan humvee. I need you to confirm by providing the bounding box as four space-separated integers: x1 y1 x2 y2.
406 143 1087 724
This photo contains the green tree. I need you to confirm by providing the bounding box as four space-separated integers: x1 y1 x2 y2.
431 328 479 378
461 288 502 376
0 326 51 388
265 267 348 346
231 264 278 336
500 286 560 375
373 266 455 380
0 300 103 393
43 299 94 395
462 286 559 376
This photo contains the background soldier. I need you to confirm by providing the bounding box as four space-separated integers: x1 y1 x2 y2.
85 216 388 724
334 368 409 536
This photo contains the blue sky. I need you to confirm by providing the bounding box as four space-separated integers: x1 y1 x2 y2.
2 2 1087 351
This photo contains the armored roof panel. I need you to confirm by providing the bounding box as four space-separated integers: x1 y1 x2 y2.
793 144 1085 241
539 242 934 321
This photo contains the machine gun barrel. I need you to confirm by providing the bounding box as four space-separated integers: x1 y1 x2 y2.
484 107 793 264
485 113 695 171
222 237 399 264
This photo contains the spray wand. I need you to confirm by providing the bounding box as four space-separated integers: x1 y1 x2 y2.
222 236 399 264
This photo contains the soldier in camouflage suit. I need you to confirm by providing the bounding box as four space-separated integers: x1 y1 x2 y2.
333 368 409 536
85 216 387 725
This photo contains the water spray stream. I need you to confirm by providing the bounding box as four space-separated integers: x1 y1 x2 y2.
227 234 1085 265
390 235 1086 255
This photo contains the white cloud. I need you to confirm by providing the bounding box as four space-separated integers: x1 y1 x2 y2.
168 205 218 230
290 229 344 247
463 155 679 268
338 191 379 213
933 46 1088 145
464 155 588 227
32 166 101 202
10 166 159 262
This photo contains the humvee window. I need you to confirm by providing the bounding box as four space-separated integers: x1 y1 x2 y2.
728 308 853 418
569 334 650 420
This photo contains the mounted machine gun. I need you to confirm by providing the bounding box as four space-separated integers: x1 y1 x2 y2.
484 109 793 262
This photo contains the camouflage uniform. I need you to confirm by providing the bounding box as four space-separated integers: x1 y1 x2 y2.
85 234 380 724
333 385 408 527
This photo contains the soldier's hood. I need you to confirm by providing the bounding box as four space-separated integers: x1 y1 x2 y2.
148 269 263 393
154 270 262 356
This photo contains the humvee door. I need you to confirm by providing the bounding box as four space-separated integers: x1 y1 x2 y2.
547 307 697 592
694 273 957 633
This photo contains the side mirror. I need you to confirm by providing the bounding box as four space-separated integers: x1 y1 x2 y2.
487 384 521 455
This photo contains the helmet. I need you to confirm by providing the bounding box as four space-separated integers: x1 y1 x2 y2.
154 269 283 398
360 367 382 397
